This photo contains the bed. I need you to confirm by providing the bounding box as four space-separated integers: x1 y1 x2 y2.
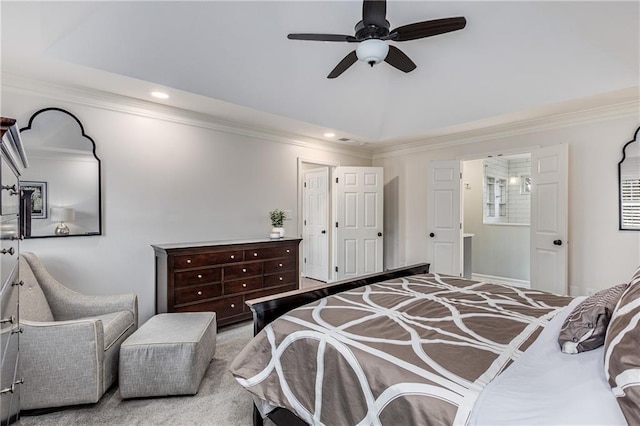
230 265 630 425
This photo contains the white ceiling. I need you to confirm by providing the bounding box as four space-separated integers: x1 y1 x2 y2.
2 1 639 149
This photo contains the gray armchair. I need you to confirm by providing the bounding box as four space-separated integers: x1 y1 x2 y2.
19 252 138 410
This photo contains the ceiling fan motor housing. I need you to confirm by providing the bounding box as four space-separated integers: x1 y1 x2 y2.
356 39 389 65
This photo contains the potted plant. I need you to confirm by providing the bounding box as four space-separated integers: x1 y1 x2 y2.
269 209 285 238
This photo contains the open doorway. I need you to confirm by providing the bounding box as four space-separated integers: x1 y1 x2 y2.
462 154 531 287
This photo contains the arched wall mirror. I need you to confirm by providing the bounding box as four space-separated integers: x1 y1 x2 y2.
19 108 102 238
619 126 640 231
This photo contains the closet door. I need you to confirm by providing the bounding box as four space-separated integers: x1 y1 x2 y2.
334 167 383 281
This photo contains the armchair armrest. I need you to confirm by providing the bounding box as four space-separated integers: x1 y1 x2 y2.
20 318 106 410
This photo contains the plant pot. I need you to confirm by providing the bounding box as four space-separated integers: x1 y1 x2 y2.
271 227 284 238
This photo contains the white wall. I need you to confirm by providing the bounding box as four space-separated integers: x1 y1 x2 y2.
375 116 640 296
4 88 371 324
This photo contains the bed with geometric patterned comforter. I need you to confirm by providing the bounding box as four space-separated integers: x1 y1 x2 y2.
230 273 576 425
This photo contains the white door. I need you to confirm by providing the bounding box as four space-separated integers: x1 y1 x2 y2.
334 167 384 280
530 144 568 294
427 160 461 276
303 167 330 282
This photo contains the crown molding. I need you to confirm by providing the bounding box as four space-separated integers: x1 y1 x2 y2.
1 74 373 160
372 96 640 160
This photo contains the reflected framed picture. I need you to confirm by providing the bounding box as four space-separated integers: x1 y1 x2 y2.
19 181 48 219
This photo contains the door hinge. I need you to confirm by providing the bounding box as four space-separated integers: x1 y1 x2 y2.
335 266 338 272
304 219 306 225
335 222 339 228
460 223 462 229
304 257 306 263
460 172 463 179
336 177 339 184
304 182 307 188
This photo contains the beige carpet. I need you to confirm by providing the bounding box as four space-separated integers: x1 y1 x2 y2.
18 321 258 426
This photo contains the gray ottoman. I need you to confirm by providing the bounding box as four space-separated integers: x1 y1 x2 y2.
119 312 216 399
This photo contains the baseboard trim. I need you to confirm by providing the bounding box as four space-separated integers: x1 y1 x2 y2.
472 273 530 289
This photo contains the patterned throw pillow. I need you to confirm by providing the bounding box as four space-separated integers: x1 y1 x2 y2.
604 266 640 424
558 284 628 354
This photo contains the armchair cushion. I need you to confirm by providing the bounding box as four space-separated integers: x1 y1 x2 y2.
87 311 136 350
19 256 54 322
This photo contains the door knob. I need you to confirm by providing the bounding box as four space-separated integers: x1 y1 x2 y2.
553 239 563 246
377 232 382 237
429 233 435 238
321 230 326 234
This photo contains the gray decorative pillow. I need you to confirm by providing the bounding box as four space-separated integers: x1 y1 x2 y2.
558 283 627 354
604 270 640 424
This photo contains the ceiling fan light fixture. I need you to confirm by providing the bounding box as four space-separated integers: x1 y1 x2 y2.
356 39 389 66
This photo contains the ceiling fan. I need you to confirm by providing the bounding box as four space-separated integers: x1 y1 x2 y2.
287 0 467 79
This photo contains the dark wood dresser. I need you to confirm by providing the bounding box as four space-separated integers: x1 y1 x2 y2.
153 238 302 326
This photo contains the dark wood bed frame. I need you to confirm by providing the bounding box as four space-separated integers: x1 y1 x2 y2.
244 263 430 426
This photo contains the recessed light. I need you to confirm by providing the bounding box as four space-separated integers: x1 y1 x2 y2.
151 91 169 99
324 132 335 138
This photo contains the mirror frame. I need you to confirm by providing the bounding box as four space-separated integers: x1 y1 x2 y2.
618 126 640 231
20 107 103 238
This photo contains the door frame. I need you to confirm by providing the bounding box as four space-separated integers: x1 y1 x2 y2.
457 145 540 284
297 158 340 283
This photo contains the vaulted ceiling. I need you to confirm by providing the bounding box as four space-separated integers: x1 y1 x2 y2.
2 1 639 150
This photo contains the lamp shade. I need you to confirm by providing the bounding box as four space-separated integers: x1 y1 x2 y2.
50 207 75 222
356 39 389 65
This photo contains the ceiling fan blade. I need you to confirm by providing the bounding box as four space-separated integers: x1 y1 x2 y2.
384 45 417 73
391 17 466 42
288 33 357 42
362 0 387 28
327 51 358 79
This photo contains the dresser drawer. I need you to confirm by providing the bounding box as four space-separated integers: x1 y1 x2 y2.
175 295 243 319
174 283 222 305
224 262 263 281
264 270 298 288
0 157 18 216
224 276 262 295
174 250 244 269
263 257 296 274
245 244 297 261
174 268 221 288
0 330 19 423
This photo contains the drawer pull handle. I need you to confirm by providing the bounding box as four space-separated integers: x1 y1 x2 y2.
186 259 192 264
230 304 235 308
0 378 23 395
279 277 283 281
1 247 15 256
197 274 203 279
253 253 258 257
230 255 235 259
279 263 283 267
11 280 23 287
197 291 202 295
0 315 15 325
2 184 17 195
242 283 247 288
11 327 23 335
286 249 290 253
242 268 247 273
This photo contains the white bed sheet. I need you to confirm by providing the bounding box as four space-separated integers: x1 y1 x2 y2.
469 296 626 425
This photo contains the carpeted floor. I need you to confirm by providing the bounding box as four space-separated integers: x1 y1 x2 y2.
18 321 259 426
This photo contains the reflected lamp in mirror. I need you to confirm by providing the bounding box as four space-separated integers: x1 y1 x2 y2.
619 126 640 231
51 207 75 236
19 108 102 238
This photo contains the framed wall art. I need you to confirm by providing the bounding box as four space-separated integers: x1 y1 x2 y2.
20 181 48 219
